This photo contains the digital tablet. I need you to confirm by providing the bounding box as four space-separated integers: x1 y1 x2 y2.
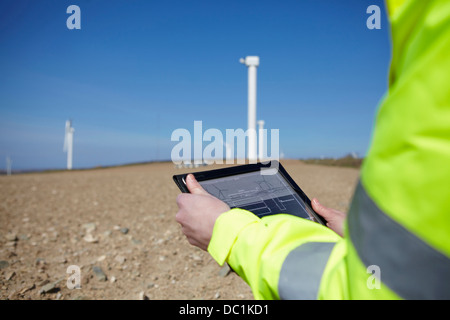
173 161 326 225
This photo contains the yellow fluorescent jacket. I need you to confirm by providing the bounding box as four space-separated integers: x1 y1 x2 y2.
207 0 450 299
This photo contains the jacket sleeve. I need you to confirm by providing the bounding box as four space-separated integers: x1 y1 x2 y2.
207 208 342 299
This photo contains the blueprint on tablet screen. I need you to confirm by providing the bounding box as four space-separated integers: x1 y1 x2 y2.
199 171 314 220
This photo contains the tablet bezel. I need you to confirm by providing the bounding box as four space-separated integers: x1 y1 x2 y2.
173 161 326 225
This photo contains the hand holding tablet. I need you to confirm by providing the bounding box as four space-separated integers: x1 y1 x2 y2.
175 173 231 251
174 161 326 226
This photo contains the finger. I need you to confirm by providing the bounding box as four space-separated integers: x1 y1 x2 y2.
186 174 209 196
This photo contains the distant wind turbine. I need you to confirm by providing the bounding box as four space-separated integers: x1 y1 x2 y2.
6 156 12 176
224 141 232 162
63 120 75 170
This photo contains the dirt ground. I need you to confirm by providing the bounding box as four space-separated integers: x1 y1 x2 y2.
0 160 359 300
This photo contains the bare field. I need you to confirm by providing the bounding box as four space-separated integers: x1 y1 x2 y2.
0 160 359 300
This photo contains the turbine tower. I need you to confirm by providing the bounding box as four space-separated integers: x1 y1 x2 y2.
63 120 75 170
240 56 259 162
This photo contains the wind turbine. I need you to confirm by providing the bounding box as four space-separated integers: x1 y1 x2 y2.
63 120 75 170
240 56 259 162
224 141 232 163
6 156 12 176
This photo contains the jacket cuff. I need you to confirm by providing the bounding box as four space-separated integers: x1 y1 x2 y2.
207 208 260 265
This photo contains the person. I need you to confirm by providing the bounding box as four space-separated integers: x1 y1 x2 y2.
176 0 450 299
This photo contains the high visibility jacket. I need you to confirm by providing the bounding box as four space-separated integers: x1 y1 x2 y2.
207 0 450 299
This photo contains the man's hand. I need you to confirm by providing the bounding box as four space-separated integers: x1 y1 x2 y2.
175 174 230 251
311 198 346 237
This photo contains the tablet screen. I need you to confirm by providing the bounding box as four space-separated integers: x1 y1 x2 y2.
198 170 318 221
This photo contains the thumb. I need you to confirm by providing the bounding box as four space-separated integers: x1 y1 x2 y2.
311 198 334 220
186 174 209 196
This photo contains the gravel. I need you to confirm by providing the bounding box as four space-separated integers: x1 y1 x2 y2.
0 160 359 300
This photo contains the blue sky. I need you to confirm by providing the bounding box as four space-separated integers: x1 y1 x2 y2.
0 0 391 170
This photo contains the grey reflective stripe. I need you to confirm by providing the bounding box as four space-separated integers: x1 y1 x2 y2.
278 242 335 300
348 181 450 299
